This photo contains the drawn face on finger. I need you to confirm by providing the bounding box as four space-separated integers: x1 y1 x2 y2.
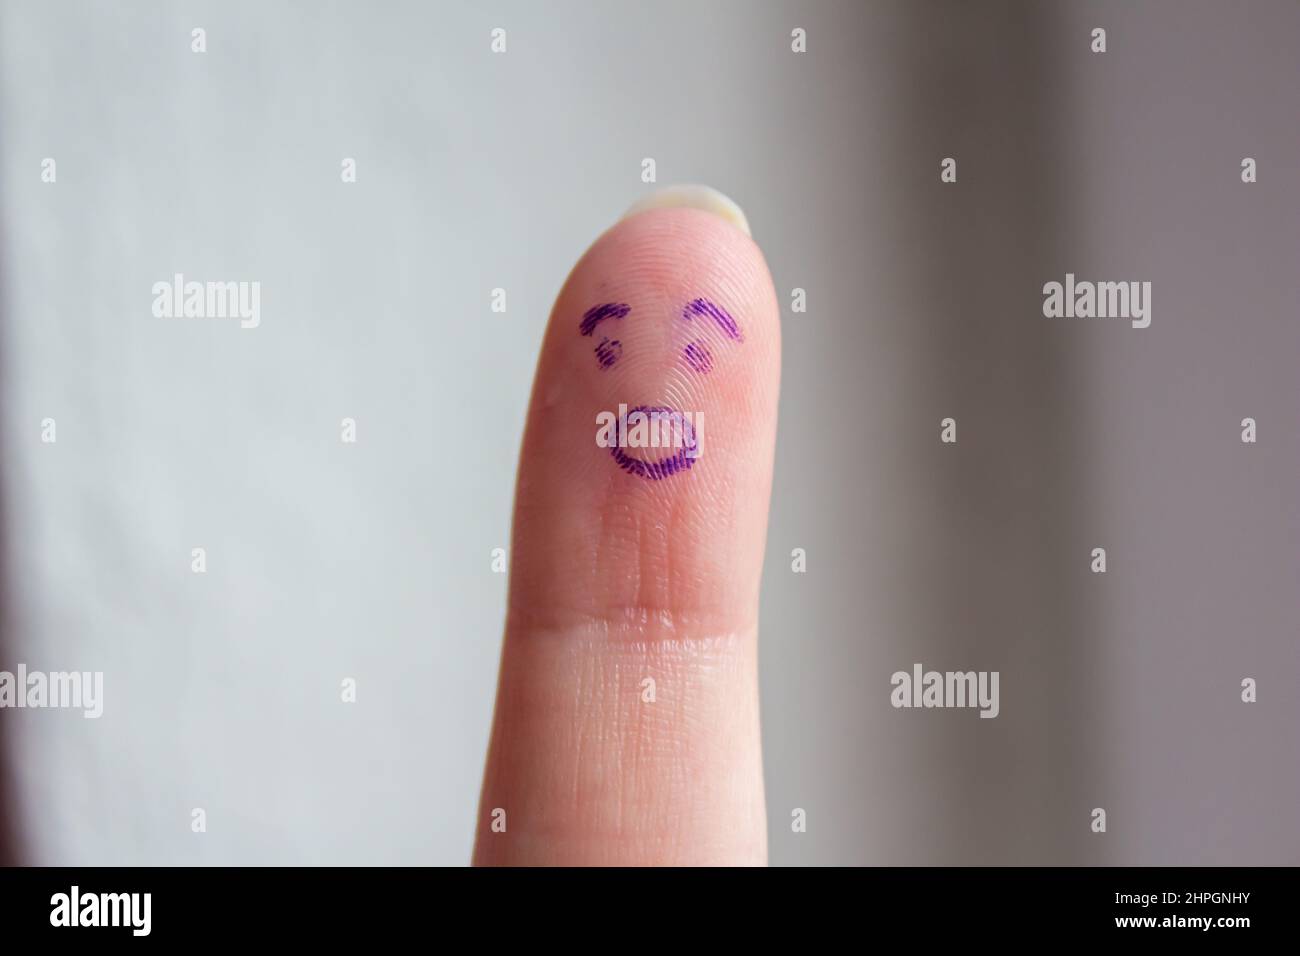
581 297 742 479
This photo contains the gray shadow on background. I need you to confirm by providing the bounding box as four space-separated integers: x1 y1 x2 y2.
761 0 1108 865
893 1 1106 864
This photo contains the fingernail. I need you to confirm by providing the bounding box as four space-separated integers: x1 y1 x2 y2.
621 184 751 237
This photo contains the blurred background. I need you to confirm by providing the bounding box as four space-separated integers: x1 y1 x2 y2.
0 0 1296 865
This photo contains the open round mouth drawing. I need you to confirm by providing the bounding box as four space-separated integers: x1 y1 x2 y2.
608 405 700 480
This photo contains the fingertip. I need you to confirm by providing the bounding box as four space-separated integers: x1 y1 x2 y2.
621 183 753 238
513 200 781 631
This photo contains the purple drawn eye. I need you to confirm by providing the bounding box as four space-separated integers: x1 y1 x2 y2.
683 340 712 373
682 297 742 341
580 302 630 337
595 337 622 369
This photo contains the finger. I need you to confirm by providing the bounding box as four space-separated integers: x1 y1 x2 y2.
473 186 781 866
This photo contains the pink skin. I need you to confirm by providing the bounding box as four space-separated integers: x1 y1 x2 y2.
473 207 781 866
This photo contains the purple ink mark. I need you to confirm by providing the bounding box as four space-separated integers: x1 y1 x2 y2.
595 337 622 369
683 297 742 341
609 405 699 481
580 302 631 337
683 340 713 374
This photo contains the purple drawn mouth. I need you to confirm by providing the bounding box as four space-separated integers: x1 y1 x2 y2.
609 405 700 480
